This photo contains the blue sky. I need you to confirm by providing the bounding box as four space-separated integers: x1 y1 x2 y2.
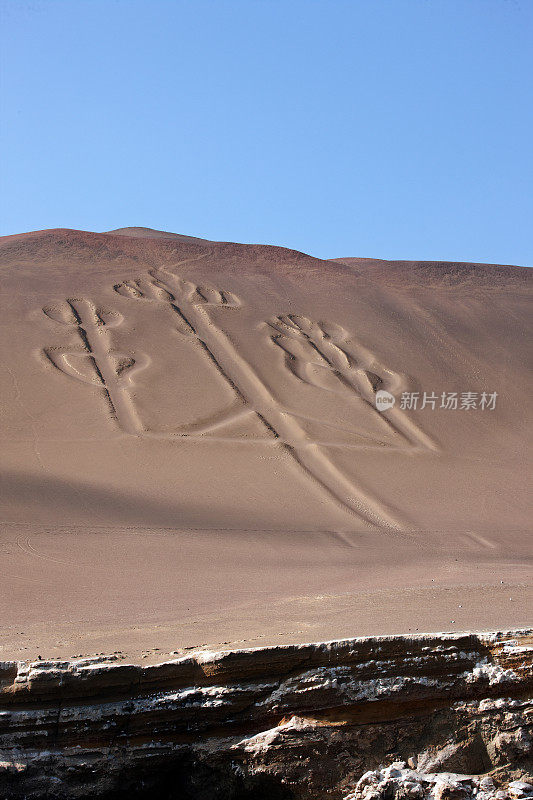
1 0 532 264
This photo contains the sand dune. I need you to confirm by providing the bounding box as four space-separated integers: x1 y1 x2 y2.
0 227 531 661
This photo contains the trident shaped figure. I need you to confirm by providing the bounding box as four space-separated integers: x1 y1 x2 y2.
114 268 403 529
43 299 148 435
268 314 436 451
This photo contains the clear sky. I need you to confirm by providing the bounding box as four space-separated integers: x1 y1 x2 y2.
1 0 532 265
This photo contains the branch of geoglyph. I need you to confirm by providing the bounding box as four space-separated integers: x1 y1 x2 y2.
114 270 240 333
113 271 250 433
114 271 240 307
269 314 436 450
42 299 146 434
268 314 391 400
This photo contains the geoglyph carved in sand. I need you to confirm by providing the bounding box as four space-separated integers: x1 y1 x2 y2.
42 268 436 528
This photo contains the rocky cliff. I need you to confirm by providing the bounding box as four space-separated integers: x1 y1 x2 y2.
1 630 532 799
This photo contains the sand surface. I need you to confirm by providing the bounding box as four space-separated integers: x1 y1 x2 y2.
0 227 531 662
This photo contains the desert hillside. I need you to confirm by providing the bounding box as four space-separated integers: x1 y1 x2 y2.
0 227 531 661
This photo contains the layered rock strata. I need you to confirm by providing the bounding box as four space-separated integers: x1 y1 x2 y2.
0 630 531 798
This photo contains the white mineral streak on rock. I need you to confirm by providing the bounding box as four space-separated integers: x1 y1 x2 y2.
236 715 316 755
260 666 442 712
466 658 518 685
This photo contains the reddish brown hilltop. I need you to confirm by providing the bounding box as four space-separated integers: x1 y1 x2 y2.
331 254 531 287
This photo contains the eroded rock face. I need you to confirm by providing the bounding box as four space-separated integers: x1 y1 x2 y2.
345 766 533 799
0 630 531 799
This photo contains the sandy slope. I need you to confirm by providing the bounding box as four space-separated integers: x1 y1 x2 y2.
0 228 531 662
